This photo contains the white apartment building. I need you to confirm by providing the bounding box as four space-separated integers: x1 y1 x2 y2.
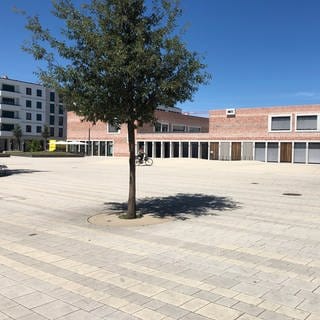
0 76 67 151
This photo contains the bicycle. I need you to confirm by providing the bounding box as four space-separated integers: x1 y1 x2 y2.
135 155 153 166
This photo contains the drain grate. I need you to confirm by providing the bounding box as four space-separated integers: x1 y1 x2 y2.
282 193 302 197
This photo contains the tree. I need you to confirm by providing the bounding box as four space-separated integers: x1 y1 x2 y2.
26 140 41 152
12 124 22 151
42 125 50 151
23 0 210 219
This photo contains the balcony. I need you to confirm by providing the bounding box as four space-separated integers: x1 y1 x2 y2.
0 89 21 98
0 101 20 111
0 116 19 124
0 130 13 137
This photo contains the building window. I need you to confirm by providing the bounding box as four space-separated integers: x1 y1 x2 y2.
1 123 14 131
36 101 42 109
172 124 187 132
107 123 120 133
2 84 15 92
58 117 64 126
59 105 64 114
36 89 42 97
50 115 55 125
296 115 318 131
26 112 32 120
36 114 42 121
50 104 55 113
26 87 32 95
50 127 55 137
50 92 55 102
26 125 32 133
58 128 63 137
2 110 15 118
36 126 42 133
270 116 291 131
154 122 169 132
188 126 201 133
2 97 15 105
26 100 32 108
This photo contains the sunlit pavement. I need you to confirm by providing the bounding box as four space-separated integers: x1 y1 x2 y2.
0 156 319 320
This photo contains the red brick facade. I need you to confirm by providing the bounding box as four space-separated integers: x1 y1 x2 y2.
209 105 320 141
67 104 320 163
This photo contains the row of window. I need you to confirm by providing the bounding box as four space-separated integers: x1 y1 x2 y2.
2 84 16 93
50 103 64 114
2 84 60 103
26 112 43 121
2 97 16 106
0 123 63 137
155 122 201 133
25 125 63 137
26 100 43 109
50 115 64 126
26 87 43 97
270 114 320 132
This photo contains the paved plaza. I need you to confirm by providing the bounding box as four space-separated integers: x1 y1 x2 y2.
0 156 319 320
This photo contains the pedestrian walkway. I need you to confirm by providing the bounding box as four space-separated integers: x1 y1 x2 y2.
0 157 319 319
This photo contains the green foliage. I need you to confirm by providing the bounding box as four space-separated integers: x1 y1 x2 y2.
41 125 50 151
41 125 50 140
26 140 42 152
22 0 210 218
23 0 210 126
12 124 22 150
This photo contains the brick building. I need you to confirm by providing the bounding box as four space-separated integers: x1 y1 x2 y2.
67 104 320 164
208 105 320 163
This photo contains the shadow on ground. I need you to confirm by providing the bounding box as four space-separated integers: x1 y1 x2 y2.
105 193 241 220
1 169 47 177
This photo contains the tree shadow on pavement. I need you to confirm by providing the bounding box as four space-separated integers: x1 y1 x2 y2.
105 193 241 220
1 169 47 177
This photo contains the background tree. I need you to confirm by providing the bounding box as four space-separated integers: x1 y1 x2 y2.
12 124 22 151
42 125 50 151
23 0 210 219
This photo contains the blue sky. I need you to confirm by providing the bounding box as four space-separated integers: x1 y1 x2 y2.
1 0 320 115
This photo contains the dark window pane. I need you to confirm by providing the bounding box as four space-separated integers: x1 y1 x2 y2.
297 115 317 130
36 101 42 109
36 89 42 97
271 116 290 131
50 115 55 125
26 100 32 108
2 84 15 92
1 124 14 131
50 92 55 101
26 87 32 95
3 97 15 105
50 104 55 113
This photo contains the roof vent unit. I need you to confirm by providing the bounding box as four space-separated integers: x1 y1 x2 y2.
226 108 236 116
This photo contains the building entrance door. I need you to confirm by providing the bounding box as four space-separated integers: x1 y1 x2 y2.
231 142 241 160
210 142 219 160
280 142 292 162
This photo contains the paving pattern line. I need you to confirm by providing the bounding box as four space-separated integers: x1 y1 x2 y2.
0 216 318 286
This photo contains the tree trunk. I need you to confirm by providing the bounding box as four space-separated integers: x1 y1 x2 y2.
126 120 136 219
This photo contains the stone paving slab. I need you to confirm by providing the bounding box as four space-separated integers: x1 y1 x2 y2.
0 156 319 319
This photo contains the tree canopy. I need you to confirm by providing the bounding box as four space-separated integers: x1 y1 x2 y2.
23 0 210 218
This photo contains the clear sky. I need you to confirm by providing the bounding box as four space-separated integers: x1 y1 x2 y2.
1 0 320 115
